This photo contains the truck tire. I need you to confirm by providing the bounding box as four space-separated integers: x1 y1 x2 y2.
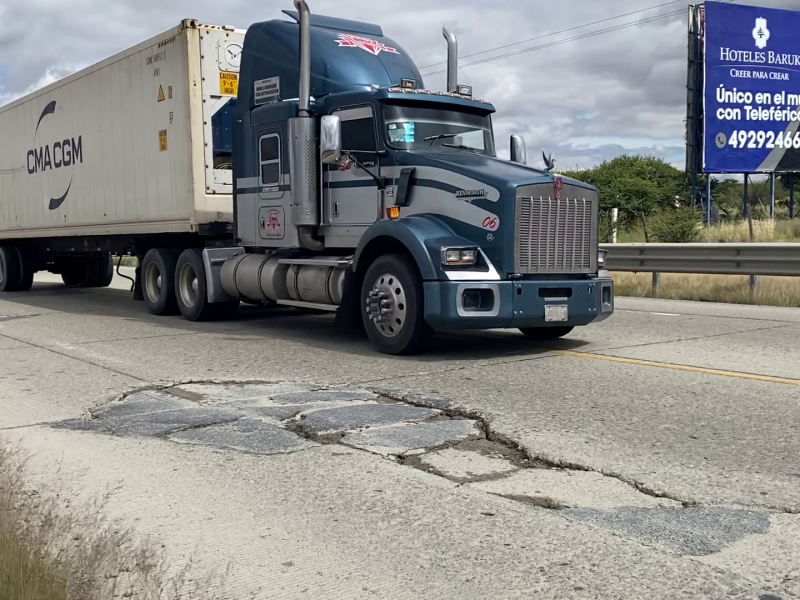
60 257 101 288
175 248 239 322
84 255 114 288
0 246 22 292
16 249 34 292
141 248 179 316
518 326 574 340
360 253 431 355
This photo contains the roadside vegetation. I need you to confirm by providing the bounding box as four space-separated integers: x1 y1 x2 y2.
611 272 800 307
0 441 226 600
561 155 800 306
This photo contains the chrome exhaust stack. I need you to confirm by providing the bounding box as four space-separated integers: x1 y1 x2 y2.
289 0 322 249
294 0 311 117
443 26 458 93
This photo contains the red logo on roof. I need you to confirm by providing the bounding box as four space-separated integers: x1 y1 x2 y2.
335 33 398 56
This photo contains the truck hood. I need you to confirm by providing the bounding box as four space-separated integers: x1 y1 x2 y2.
394 150 595 191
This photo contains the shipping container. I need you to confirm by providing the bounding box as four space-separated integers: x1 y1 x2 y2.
0 19 245 241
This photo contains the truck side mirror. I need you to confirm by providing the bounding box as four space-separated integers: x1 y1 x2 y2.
320 115 342 164
510 135 526 164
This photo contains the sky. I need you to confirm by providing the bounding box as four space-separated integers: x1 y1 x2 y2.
1 0 798 170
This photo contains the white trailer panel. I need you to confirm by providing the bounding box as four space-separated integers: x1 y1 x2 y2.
0 20 245 240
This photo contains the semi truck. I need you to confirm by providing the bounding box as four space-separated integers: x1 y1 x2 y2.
0 1 614 355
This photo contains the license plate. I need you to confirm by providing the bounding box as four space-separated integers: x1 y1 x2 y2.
545 304 568 322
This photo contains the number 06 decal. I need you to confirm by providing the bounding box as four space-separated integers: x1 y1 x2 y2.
482 216 499 231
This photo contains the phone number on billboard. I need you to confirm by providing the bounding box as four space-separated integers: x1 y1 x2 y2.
720 130 800 149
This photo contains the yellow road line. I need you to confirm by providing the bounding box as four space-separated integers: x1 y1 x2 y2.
551 349 800 387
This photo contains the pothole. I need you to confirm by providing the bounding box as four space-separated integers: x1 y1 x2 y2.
49 381 731 515
47 379 790 578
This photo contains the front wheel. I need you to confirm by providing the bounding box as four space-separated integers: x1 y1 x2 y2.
519 326 574 340
360 253 431 356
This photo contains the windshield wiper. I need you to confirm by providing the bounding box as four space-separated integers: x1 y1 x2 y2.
423 133 458 149
443 143 480 154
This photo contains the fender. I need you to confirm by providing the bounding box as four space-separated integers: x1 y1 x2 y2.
353 214 480 281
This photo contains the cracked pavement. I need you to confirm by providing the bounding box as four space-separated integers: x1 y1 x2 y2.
1 272 800 599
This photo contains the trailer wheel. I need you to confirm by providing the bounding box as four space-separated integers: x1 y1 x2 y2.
518 326 574 340
0 246 22 292
60 258 100 288
89 255 114 288
141 248 179 315
175 248 239 322
16 249 34 292
360 253 431 355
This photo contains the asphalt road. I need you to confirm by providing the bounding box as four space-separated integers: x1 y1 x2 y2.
1 269 799 599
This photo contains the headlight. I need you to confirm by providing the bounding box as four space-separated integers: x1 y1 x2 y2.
598 249 608 268
441 247 478 266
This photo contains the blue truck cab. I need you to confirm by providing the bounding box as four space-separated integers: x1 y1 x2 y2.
212 0 614 355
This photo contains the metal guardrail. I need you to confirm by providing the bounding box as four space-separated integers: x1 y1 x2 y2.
601 243 800 277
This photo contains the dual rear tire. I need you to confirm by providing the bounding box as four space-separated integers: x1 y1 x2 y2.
140 247 239 321
0 246 34 292
61 256 114 289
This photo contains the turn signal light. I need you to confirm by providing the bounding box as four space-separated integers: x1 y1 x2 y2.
387 206 400 219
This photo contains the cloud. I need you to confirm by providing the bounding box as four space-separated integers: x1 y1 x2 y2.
1 0 797 168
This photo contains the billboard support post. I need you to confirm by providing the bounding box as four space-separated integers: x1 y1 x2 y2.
790 174 795 219
686 5 704 206
770 173 776 220
744 174 749 218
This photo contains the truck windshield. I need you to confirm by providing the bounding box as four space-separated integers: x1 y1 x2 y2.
382 103 495 156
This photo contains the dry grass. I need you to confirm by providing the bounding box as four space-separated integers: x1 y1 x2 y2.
611 271 800 307
0 441 228 600
615 218 800 243
699 219 800 242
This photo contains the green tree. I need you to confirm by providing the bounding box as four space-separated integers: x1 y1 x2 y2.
562 155 688 229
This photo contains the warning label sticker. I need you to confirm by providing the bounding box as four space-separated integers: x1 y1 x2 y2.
159 129 168 152
219 72 238 96
254 77 280 105
157 85 165 102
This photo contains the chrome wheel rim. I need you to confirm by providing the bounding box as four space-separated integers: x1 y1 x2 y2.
178 263 199 309
365 272 407 338
144 262 163 304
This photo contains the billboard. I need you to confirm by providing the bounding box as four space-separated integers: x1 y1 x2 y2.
703 1 800 173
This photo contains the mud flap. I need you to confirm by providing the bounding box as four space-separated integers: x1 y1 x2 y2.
334 268 365 337
132 251 144 301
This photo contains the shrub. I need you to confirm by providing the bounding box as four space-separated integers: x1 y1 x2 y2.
646 207 703 243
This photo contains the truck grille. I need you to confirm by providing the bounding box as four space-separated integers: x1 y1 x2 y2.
514 183 598 275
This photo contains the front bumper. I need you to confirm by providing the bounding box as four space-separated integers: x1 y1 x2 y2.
423 274 614 331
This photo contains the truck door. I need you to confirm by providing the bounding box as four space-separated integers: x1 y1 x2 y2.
323 105 381 226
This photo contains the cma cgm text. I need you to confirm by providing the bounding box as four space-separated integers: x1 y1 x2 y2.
26 137 83 175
